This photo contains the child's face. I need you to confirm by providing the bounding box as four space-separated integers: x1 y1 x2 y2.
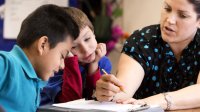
71 26 97 64
36 37 73 81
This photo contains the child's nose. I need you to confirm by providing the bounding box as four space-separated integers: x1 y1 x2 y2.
81 44 89 54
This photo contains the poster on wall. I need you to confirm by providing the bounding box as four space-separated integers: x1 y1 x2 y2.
3 0 68 39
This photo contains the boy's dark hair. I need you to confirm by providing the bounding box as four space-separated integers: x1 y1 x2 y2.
17 4 79 49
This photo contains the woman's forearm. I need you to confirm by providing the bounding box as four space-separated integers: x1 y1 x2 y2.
143 84 200 110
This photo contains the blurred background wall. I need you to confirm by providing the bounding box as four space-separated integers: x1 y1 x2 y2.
123 0 162 33
109 0 162 73
0 0 163 73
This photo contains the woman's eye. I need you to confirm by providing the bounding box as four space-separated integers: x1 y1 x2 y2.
164 7 171 12
179 13 189 18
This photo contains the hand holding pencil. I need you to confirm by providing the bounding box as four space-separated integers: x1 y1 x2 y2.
101 69 126 93
95 69 126 102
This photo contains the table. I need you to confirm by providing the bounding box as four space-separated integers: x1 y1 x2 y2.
168 108 200 112
37 105 164 112
38 105 200 112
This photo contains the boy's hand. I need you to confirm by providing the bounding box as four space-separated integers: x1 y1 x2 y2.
67 51 74 57
88 43 106 75
94 43 107 63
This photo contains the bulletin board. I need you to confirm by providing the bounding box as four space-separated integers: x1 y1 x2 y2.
0 0 70 51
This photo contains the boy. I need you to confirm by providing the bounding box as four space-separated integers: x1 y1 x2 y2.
0 4 79 112
41 7 111 105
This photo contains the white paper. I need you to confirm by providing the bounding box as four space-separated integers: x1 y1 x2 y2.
4 0 68 39
53 99 142 112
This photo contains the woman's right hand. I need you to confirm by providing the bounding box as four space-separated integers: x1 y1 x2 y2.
95 74 124 101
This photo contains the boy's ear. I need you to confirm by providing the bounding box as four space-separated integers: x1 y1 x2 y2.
198 19 200 28
198 23 200 29
37 36 49 55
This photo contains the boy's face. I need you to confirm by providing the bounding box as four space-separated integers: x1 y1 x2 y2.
35 36 73 81
71 26 97 64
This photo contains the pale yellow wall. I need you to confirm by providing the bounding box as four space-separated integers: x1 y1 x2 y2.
108 0 163 73
123 0 163 33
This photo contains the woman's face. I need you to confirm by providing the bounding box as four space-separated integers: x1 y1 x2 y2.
71 26 97 64
160 0 200 46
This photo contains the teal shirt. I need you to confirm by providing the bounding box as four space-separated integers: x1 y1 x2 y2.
0 45 46 112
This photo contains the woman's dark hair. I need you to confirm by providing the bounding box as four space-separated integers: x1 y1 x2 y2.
17 4 79 49
188 0 200 19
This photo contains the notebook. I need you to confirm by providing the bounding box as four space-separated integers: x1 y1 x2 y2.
53 99 153 112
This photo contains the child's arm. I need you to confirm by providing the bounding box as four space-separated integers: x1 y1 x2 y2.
86 43 112 99
56 56 83 103
86 56 112 99
40 73 63 105
88 43 107 75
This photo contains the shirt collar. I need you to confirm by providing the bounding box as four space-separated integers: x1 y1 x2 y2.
10 45 38 79
10 45 48 88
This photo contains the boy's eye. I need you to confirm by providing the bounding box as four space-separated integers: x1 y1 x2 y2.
85 37 90 42
66 51 69 57
72 46 76 49
61 54 65 59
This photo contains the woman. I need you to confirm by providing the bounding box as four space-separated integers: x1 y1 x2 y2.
95 0 200 110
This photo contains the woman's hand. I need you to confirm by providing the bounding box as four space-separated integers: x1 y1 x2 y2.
95 74 124 101
116 98 146 105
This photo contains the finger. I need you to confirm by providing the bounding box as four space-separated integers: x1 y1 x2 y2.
101 43 106 51
101 44 107 55
95 87 115 102
100 43 106 52
95 48 101 56
101 75 124 89
67 51 74 57
96 95 113 102
122 98 137 104
97 43 106 51
96 77 121 93
116 99 124 103
134 100 147 105
96 87 115 96
96 85 117 96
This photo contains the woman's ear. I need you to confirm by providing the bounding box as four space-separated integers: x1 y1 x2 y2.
37 36 49 55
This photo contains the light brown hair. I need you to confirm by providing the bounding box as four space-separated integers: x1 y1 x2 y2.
64 7 94 31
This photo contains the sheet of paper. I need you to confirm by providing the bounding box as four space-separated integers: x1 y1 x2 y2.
53 99 142 112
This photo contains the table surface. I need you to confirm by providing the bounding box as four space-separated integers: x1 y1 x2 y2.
168 108 200 112
38 105 200 112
